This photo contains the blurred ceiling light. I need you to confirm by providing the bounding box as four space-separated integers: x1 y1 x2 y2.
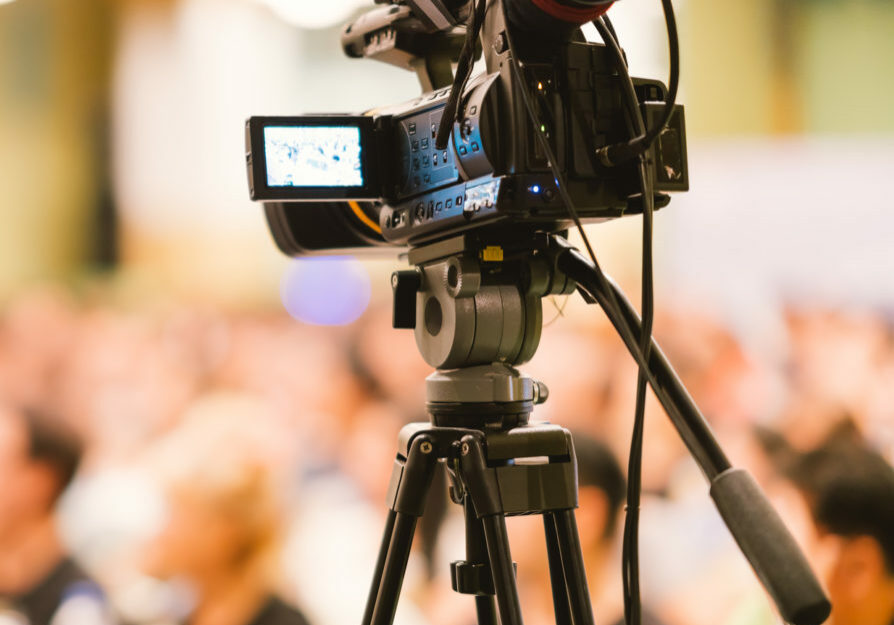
0 0 20 5
256 0 368 30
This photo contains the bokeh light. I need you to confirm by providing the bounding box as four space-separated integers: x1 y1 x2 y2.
280 257 371 326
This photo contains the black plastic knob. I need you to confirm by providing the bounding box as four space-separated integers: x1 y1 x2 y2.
391 270 421 329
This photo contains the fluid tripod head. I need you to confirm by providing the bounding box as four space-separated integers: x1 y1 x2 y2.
391 231 568 429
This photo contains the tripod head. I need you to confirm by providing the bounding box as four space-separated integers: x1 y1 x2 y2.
390 230 566 428
393 231 573 369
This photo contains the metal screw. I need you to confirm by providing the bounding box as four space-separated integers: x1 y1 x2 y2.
420 441 433 454
493 32 508 54
534 381 550 405
461 442 470 456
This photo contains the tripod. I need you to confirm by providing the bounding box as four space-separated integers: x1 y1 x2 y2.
362 366 591 625
362 232 831 625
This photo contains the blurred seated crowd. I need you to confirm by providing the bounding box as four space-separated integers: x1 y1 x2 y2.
0 285 892 625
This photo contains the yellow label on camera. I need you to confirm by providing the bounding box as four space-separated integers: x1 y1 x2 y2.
481 246 504 262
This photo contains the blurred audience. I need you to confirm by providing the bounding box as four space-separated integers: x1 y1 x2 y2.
0 402 114 625
2 286 894 625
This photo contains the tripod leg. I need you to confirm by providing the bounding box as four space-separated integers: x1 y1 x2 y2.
370 513 421 625
366 435 439 625
543 513 573 625
462 497 498 625
474 595 498 625
362 510 397 625
553 509 595 625
480 515 525 625
458 434 525 625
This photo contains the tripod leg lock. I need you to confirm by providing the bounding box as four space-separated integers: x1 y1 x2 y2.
451 561 495 595
450 559 519 596
386 434 439 516
458 434 504 517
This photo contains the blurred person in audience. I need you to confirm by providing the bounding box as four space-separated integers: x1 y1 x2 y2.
350 304 432 421
141 393 310 625
213 314 367 468
789 440 894 625
57 306 206 464
0 402 115 624
573 434 671 625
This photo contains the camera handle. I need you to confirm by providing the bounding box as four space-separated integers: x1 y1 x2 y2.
341 4 467 91
554 236 832 625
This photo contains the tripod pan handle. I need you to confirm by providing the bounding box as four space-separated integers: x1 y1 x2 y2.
710 468 831 625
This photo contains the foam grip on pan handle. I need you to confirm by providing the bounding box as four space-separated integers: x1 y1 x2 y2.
710 468 832 625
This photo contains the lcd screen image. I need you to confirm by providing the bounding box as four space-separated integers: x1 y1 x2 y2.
264 126 364 188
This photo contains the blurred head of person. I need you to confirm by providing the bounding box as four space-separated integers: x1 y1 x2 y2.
572 432 626 583
0 402 82 541
790 441 894 625
142 393 288 603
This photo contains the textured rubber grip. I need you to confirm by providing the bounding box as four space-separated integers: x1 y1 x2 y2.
710 468 831 625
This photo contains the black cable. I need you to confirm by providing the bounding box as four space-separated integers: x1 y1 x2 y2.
602 13 619 47
497 4 668 480
435 0 487 150
498 5 628 336
499 9 663 623
593 16 655 625
556 246 732 481
433 1 672 381
427 0 647 406
624 174 653 625
495 35 677 625
596 0 679 167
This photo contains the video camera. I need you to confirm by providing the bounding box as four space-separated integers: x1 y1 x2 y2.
242 5 835 625
245 0 688 255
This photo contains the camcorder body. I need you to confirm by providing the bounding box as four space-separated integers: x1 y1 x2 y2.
245 0 689 256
